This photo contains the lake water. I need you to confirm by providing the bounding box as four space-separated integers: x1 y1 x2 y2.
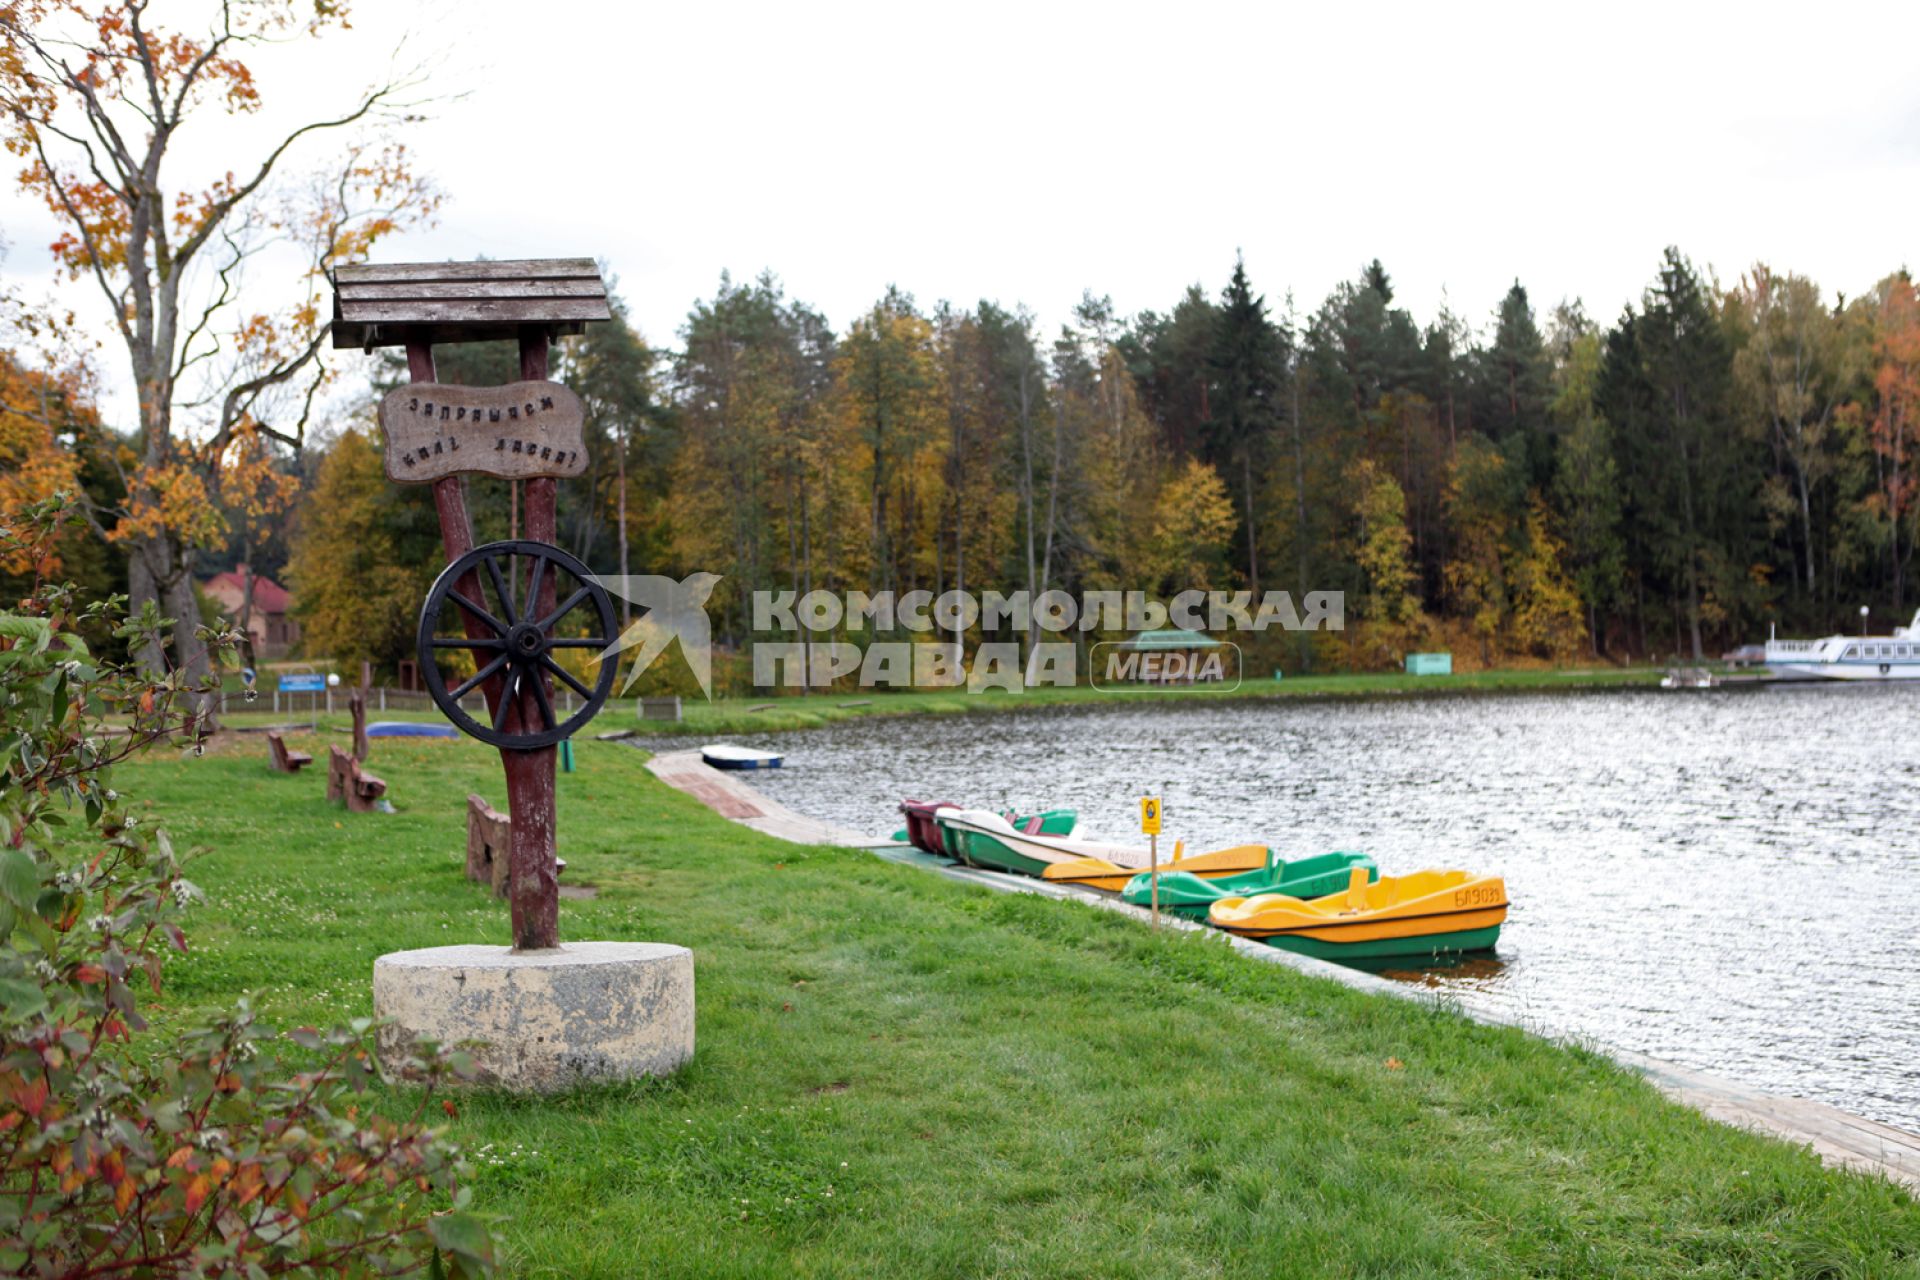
689 685 1920 1131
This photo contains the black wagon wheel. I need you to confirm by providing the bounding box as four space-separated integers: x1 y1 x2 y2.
417 539 619 750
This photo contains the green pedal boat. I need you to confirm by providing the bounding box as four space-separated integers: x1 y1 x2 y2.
1120 850 1378 919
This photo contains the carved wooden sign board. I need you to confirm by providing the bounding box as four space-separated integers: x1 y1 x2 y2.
377 380 589 484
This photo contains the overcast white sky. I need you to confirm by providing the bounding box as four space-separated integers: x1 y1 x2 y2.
5 0 1918 426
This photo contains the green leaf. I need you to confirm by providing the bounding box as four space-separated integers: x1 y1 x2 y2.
428 1212 494 1267
18 912 56 955
0 978 47 1022
0 849 40 912
0 617 51 651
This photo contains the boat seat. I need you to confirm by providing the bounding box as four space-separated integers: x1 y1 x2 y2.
1018 815 1044 834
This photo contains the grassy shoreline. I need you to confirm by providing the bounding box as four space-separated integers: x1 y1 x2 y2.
205 664 1672 740
128 734 1916 1278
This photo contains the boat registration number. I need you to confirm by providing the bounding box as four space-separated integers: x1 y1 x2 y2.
1452 885 1502 908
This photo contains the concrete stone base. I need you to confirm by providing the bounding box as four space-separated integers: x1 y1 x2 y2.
372 941 694 1092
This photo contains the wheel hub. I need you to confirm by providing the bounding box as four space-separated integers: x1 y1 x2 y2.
508 622 547 659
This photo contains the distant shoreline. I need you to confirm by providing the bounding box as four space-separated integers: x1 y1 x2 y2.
626 666 1673 738
200 663 1880 742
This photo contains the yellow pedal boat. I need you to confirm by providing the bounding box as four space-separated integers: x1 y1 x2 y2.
1040 843 1268 892
1207 868 1507 960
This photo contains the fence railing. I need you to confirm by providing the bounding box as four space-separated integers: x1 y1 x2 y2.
222 686 591 719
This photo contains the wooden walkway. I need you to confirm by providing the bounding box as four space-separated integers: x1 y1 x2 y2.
645 751 889 846
647 754 1920 1192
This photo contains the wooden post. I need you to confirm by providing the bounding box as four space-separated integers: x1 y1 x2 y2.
349 689 368 762
406 335 559 951
504 326 562 951
340 262 615 957
1150 831 1159 929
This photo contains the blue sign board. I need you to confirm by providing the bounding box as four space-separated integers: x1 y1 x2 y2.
278 673 327 693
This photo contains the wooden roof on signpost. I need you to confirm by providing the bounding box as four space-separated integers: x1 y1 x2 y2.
330 258 612 349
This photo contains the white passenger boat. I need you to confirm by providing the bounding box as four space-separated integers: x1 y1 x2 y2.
1763 611 1920 681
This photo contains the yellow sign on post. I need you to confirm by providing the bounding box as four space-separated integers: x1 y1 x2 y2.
1141 796 1163 929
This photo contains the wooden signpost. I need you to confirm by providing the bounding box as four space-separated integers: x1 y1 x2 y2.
377 381 589 484
334 258 614 952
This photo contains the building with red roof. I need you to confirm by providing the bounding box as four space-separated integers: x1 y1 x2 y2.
202 567 301 658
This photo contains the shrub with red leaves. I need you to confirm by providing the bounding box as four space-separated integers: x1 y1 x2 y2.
0 497 494 1278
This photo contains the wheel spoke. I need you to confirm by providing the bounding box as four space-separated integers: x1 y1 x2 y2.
434 636 505 648
547 636 611 648
493 670 519 732
527 666 556 729
539 654 594 699
525 555 547 622
483 553 519 627
538 587 591 632
449 652 510 701
447 589 508 636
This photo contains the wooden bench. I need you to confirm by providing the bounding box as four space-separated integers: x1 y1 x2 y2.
464 793 564 898
326 745 387 813
267 731 311 773
466 793 513 897
638 695 682 722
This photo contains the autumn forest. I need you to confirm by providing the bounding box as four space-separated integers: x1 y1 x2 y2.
9 245 1920 688
5 0 1920 696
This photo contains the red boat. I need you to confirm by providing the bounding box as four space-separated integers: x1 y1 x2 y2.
898 800 1079 857
899 799 960 855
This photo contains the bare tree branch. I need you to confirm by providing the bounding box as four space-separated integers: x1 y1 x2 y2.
171 79 412 269
19 132 137 351
171 223 249 383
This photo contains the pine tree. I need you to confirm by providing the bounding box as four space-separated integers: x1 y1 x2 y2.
1207 254 1285 593
1119 286 1219 455
1599 249 1755 657
1549 312 1625 653
1477 282 1554 488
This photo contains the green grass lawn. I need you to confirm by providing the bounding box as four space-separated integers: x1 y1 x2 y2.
129 733 1917 1279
